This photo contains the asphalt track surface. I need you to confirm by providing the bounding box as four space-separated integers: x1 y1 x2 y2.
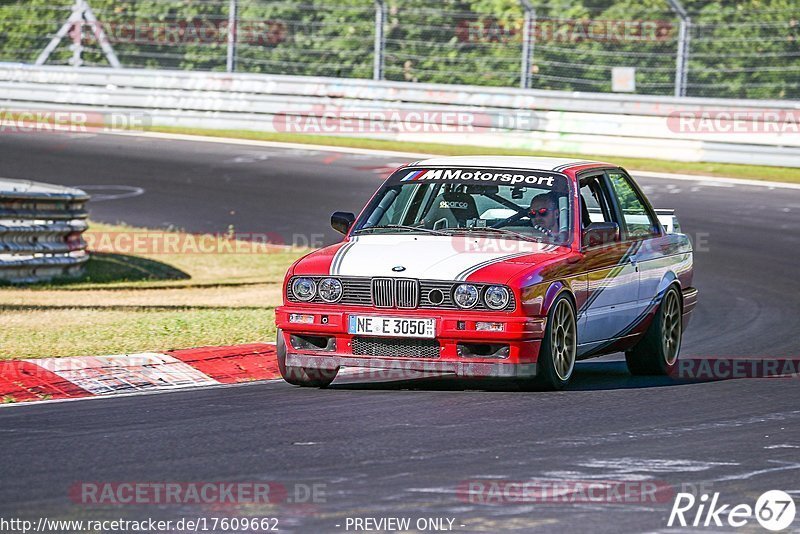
1 132 799 533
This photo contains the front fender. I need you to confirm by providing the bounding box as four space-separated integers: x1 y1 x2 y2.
521 280 578 318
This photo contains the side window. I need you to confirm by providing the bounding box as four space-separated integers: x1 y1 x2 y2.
579 175 614 228
607 171 660 239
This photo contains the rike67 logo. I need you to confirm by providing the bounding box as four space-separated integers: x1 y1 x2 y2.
669 490 796 531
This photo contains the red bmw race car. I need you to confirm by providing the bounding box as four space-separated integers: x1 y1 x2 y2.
275 156 698 390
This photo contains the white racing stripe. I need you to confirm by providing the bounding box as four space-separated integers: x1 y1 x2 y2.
330 236 359 275
330 235 551 280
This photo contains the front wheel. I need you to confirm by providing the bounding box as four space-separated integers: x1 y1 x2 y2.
276 329 338 387
518 294 577 391
625 286 682 376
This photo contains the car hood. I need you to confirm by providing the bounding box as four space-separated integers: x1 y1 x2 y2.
294 234 571 283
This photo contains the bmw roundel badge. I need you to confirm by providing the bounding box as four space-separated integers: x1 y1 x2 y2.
392 265 406 272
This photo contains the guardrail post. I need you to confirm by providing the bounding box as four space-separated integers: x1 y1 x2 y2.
667 0 690 97
519 0 535 89
373 0 386 81
226 0 238 73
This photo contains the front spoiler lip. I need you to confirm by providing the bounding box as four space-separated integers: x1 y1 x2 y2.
285 353 537 378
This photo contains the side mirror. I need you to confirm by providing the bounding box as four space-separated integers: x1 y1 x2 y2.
582 222 620 248
331 211 356 235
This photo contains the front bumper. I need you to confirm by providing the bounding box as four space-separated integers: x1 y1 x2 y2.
275 305 544 378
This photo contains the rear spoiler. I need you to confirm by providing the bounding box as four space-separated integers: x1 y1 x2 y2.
655 209 681 233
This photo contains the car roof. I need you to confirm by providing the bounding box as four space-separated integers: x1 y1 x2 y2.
412 155 612 172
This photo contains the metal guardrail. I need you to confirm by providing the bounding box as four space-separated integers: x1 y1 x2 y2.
1 64 799 168
0 178 89 283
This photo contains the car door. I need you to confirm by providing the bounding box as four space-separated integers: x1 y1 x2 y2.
576 172 642 356
605 168 671 318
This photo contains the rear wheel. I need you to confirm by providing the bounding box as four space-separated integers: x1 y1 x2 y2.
518 294 577 391
277 329 338 387
625 286 682 376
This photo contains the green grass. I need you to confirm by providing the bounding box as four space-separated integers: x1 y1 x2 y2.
148 126 800 184
0 222 305 359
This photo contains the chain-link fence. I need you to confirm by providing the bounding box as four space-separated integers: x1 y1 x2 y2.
0 0 797 100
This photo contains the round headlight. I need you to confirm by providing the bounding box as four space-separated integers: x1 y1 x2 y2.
484 285 510 310
453 284 479 309
318 277 343 303
291 277 316 301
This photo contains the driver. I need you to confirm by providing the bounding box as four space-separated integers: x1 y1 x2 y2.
529 192 563 240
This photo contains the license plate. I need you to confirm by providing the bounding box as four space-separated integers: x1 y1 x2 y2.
348 315 436 338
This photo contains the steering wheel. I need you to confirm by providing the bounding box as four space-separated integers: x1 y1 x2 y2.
491 208 557 240
490 207 529 229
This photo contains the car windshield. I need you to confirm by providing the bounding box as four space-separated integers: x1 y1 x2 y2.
353 167 573 246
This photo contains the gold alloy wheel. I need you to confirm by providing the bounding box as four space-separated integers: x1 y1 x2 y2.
551 299 577 381
662 289 682 366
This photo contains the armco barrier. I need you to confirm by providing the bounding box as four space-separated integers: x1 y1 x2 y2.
0 63 799 167
0 178 89 283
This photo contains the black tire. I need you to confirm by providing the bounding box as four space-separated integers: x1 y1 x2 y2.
518 294 577 391
276 329 338 387
625 286 683 376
